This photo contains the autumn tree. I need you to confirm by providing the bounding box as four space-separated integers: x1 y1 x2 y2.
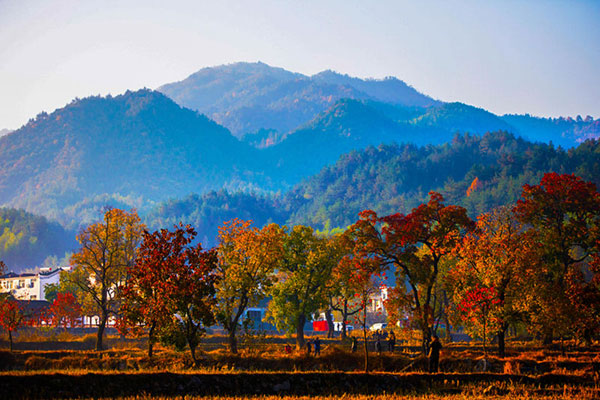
328 233 365 340
266 225 335 349
121 224 217 362
65 208 144 351
50 292 82 330
120 225 188 358
214 219 284 353
455 285 501 356
567 236 600 341
450 207 529 357
0 297 27 351
351 192 473 353
338 228 384 372
160 226 218 364
515 173 600 342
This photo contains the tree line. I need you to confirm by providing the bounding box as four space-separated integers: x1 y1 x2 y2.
2 172 599 371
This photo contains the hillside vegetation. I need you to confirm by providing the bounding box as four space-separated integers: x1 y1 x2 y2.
148 132 600 234
0 208 75 271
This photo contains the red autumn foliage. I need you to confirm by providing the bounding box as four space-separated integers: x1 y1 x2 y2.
49 292 82 329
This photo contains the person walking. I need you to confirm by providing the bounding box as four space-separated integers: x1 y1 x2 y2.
306 339 312 356
314 337 321 356
388 330 396 353
428 335 443 373
375 336 382 355
351 335 358 353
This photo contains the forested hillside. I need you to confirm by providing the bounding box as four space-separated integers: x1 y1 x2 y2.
0 208 75 271
0 89 265 228
148 132 600 235
4 131 599 272
285 132 600 229
144 191 287 248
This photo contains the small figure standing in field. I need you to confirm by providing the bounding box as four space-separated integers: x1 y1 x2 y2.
306 339 312 356
388 330 396 353
351 335 358 353
428 335 443 373
314 337 321 356
375 336 382 355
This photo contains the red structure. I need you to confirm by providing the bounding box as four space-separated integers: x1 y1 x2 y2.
312 320 328 331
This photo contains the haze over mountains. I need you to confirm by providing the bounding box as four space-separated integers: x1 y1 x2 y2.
1 61 599 271
158 62 441 138
159 62 599 148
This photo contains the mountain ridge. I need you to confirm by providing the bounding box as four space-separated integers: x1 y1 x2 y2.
157 61 440 136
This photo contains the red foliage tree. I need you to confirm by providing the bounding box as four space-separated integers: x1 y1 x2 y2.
338 228 385 372
0 297 27 351
515 173 600 341
455 285 501 356
350 192 473 353
121 224 217 362
50 292 82 330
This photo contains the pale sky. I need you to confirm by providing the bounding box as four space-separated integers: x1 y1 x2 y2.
1 0 598 130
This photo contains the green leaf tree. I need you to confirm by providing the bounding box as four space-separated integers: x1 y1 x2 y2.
266 225 334 349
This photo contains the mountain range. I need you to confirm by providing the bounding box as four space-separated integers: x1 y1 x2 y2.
1 61 599 271
157 62 440 137
159 62 599 148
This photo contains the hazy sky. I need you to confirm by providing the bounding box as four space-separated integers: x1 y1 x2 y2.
1 0 598 129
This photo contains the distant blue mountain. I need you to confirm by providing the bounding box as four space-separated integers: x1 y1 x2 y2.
159 62 599 148
158 62 440 137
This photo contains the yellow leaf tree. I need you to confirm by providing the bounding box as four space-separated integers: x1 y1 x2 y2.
67 208 144 351
214 219 284 353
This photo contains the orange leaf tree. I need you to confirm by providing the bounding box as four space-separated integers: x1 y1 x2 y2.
351 192 473 353
449 207 530 357
214 219 284 353
66 208 144 351
515 173 600 342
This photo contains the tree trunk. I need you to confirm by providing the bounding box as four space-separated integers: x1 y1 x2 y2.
8 330 13 352
296 314 306 350
325 308 334 339
422 328 431 355
340 301 348 341
443 292 452 341
363 308 369 373
96 312 108 351
497 324 507 358
444 314 451 341
228 328 238 354
189 342 198 364
148 321 156 358
483 314 487 357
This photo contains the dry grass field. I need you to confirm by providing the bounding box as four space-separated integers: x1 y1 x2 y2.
1 333 599 399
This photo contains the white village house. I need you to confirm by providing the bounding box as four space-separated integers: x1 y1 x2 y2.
0 267 68 301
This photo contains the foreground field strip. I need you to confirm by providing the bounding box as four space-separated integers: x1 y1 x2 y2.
0 371 594 399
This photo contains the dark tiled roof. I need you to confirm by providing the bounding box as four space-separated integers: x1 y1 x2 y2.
0 272 35 279
15 300 51 315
